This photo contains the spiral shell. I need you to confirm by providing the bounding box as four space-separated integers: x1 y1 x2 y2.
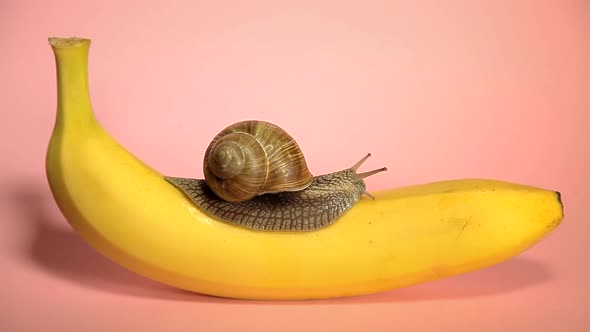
203 120 313 202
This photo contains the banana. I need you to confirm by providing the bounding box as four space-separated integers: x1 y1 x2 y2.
45 37 564 300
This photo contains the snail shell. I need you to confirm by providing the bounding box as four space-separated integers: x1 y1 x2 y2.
203 120 313 202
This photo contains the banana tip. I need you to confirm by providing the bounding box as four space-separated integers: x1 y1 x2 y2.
556 191 564 216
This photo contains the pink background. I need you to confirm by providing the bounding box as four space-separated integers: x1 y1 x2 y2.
1 0 588 331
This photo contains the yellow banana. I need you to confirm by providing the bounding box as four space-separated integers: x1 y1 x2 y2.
45 37 564 300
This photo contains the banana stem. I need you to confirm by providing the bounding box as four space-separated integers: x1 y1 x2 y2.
49 37 96 129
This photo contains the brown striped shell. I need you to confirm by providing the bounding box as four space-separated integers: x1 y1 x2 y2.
203 120 314 202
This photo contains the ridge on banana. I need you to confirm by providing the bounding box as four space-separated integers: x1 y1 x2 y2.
45 36 564 300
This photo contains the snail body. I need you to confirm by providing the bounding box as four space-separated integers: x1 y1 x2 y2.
166 120 386 232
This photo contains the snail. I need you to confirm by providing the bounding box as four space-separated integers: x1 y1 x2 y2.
165 120 386 232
